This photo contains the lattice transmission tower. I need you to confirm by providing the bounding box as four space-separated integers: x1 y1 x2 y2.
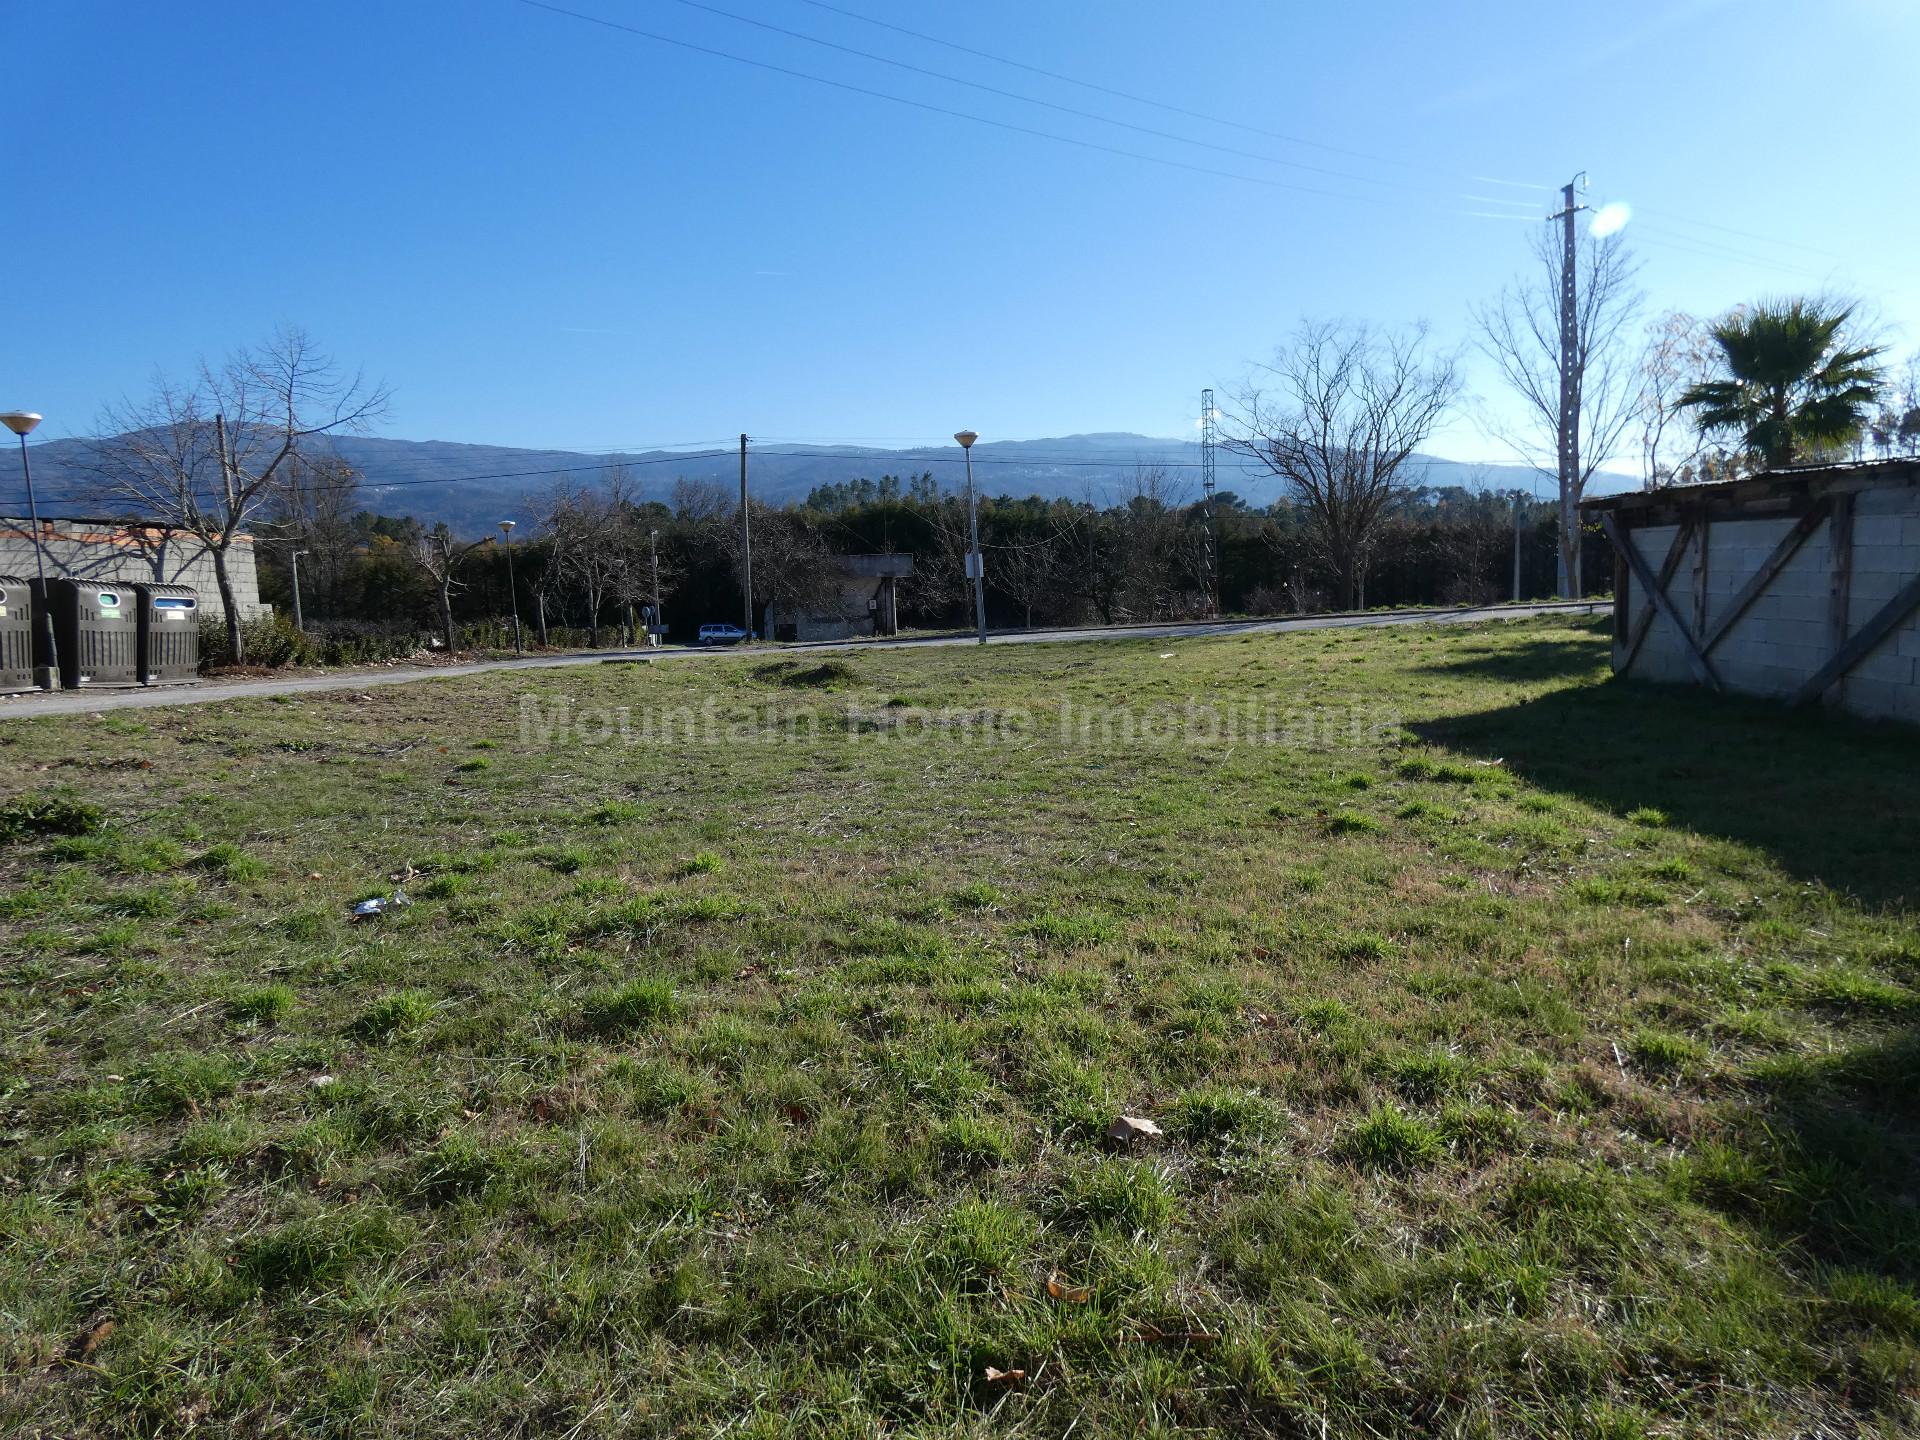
1200 388 1219 617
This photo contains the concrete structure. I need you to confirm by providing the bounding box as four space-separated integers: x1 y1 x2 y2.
1583 460 1920 723
768 554 913 642
0 518 268 622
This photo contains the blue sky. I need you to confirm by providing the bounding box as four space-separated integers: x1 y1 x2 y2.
4 0 1916 471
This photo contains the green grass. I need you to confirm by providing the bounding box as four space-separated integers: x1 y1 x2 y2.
2 614 1918 1437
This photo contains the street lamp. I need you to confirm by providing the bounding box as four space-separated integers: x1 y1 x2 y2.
1 411 59 689
498 521 522 656
290 549 310 633
954 429 985 645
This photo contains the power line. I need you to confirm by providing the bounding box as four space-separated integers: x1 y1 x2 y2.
663 0 1476 198
352 448 739 488
518 0 1845 274
1629 226 1831 282
0 447 743 509
512 0 1418 209
748 447 1253 472
1635 206 1842 259
787 0 1844 265
791 0 1466 178
4 442 1261 513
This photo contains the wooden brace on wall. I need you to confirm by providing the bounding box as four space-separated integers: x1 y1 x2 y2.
1607 499 1920 707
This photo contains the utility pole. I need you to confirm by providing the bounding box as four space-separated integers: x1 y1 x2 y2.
290 549 309 632
1549 174 1588 599
1200 388 1219 617
738 433 753 638
497 521 521 655
649 527 663 645
1511 494 1525 603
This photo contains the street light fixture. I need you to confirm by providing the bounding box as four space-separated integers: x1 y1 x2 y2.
290 549 310 633
498 521 522 656
1 411 60 689
954 429 986 646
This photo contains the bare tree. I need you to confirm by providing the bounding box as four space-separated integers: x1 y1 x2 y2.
672 477 853 628
1637 311 1718 487
670 476 733 524
89 328 389 659
545 468 646 646
1868 353 1920 459
1223 320 1460 610
1473 228 1644 592
992 541 1058 629
904 489 973 619
1104 467 1198 621
265 451 362 618
736 503 841 626
408 522 492 652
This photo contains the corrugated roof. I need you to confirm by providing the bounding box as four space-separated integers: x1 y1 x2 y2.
1580 458 1920 519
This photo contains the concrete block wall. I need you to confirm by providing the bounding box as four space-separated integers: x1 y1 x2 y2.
0 521 270 623
1619 485 1920 723
1846 489 1920 707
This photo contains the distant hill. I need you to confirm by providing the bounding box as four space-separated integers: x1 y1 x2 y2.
13 432 1639 534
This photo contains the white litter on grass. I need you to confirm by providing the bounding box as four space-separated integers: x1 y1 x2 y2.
1108 1115 1165 1142
349 889 411 922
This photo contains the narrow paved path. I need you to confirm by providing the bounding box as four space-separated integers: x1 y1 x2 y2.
0 602 1605 720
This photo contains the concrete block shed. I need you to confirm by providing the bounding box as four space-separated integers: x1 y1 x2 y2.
1581 459 1920 723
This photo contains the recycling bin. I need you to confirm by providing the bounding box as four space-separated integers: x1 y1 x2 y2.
32 578 139 689
0 575 37 693
133 583 200 685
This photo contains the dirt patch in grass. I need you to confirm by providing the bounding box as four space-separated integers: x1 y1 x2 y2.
752 657 861 689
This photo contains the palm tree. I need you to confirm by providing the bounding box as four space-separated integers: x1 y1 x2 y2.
1679 299 1884 468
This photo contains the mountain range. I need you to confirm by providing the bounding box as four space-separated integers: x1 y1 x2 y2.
13 432 1639 535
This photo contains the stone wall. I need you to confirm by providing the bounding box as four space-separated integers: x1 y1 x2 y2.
0 520 269 622
1616 478 1920 724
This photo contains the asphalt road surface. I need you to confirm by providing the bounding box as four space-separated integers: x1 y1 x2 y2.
0 602 1606 720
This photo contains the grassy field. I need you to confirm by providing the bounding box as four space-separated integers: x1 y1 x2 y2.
3 614 1919 1438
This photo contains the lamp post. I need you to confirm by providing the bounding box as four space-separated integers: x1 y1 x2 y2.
954 429 985 645
1 411 59 689
290 549 309 633
498 521 522 656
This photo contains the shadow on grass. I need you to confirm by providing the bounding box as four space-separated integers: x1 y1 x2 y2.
1422 643 1920 1327
1420 645 1920 1297
1703 1028 1920 1289
1414 674 1920 910
1413 633 1611 684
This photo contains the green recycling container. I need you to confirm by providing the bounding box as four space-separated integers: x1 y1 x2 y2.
0 575 37 693
133 583 200 685
32 578 139 688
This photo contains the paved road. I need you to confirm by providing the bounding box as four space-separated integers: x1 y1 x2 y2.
0 602 1605 720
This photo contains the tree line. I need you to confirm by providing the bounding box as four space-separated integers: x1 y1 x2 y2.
237 467 1592 651
71 252 1919 660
